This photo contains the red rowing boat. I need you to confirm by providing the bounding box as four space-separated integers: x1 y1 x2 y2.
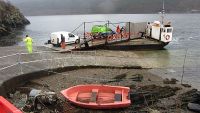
61 84 131 109
0 96 22 113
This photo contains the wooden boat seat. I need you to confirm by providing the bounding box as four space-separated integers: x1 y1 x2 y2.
115 90 122 102
90 89 98 102
77 92 91 103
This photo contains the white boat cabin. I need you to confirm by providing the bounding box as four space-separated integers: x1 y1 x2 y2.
146 21 173 43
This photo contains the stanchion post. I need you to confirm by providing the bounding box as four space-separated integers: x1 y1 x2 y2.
84 22 85 39
95 51 97 65
71 51 73 58
50 53 53 69
181 49 188 84
128 22 131 40
18 53 23 74
70 51 74 65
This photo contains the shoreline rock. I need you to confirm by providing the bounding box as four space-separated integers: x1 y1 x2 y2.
0 0 30 37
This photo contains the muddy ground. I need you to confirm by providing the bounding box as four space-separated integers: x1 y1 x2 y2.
8 67 197 113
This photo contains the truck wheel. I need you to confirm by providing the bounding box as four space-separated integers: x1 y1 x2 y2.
47 40 51 44
85 42 89 48
75 39 79 44
56 43 61 47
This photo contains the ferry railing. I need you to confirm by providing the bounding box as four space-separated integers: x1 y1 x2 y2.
70 21 132 42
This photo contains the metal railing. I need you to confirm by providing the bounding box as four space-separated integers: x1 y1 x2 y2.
0 48 199 84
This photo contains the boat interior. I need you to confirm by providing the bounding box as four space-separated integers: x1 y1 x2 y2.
75 89 124 104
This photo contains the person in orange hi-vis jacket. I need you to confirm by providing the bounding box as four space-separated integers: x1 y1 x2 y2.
61 34 66 49
116 25 121 34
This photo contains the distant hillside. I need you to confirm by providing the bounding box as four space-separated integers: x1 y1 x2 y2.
0 0 29 37
9 0 200 16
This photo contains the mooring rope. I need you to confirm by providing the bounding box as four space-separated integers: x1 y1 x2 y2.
71 23 84 33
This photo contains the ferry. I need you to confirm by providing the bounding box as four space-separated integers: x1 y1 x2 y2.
46 20 173 51
46 0 173 51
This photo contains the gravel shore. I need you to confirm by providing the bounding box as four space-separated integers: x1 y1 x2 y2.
12 67 196 113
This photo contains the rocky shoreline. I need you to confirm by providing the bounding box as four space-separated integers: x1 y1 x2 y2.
9 67 198 113
0 0 29 37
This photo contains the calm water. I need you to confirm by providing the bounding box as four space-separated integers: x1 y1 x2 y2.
17 14 200 49
15 14 200 89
